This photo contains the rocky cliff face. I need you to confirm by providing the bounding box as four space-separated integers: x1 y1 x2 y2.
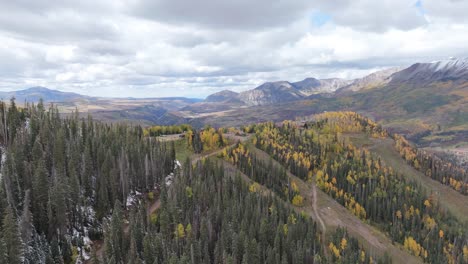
204 58 468 107
238 81 304 106
294 78 351 95
237 78 352 106
338 67 401 93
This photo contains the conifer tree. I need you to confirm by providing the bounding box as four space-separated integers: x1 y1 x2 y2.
2 206 23 264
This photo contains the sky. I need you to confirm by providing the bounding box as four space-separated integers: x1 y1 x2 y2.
0 0 467 98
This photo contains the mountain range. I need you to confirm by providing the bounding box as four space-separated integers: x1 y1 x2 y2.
2 57 467 149
177 57 468 148
0 86 89 103
196 67 400 107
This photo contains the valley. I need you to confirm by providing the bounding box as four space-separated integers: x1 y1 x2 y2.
0 99 466 263
0 59 467 264
7 58 464 165
3 1 468 263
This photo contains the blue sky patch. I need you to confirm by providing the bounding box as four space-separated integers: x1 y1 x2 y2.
311 11 332 27
415 0 426 15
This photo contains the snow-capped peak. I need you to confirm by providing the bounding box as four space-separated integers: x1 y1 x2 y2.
429 57 468 72
392 57 468 82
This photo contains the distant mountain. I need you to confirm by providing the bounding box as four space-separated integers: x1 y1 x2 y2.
390 57 468 83
342 58 468 145
337 67 401 94
238 81 304 106
294 78 351 95
170 58 467 149
0 86 89 103
235 78 352 106
204 90 242 103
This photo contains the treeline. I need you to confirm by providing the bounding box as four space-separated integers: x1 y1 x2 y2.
251 114 468 263
306 111 387 138
220 142 298 203
394 134 468 195
144 124 192 137
99 159 326 263
99 158 385 264
220 142 392 262
0 99 175 263
329 227 391 264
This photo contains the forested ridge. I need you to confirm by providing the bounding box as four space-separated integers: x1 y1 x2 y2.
102 159 328 263
0 101 466 264
393 134 467 195
0 99 175 263
251 112 468 263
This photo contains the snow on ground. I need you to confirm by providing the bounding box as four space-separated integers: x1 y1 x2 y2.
126 190 145 207
25 118 30 130
126 193 138 207
165 160 181 187
81 205 96 224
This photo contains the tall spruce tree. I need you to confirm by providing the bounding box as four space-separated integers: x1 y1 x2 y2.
2 206 23 264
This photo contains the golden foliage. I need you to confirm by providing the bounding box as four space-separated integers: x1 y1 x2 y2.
175 223 185 238
249 182 260 193
292 194 304 207
329 242 341 259
403 236 427 258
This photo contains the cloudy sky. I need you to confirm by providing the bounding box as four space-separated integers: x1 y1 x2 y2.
0 0 467 98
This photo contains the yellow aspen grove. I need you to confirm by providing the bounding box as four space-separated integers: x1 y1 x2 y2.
292 194 304 206
463 246 468 262
250 114 467 263
176 223 185 238
329 242 341 259
340 238 347 250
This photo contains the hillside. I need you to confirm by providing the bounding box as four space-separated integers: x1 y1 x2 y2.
3 59 468 153
243 113 467 263
294 77 351 95
0 86 90 103
337 67 401 94
1 103 465 263
346 59 468 146
238 81 304 106
0 105 405 263
170 59 468 155
204 89 242 103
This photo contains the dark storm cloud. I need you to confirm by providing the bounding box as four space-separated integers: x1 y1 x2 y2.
129 0 312 30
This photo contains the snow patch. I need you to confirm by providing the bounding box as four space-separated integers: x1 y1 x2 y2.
126 194 137 207
165 172 174 187
430 57 468 72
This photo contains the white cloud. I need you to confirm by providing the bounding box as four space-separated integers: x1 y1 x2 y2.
0 0 467 98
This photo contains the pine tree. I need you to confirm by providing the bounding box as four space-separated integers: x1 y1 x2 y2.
0 235 7 264
2 206 23 264
32 158 49 233
19 190 34 251
108 200 124 263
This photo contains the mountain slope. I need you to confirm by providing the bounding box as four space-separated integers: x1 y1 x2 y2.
204 90 241 103
0 86 89 103
294 78 351 95
391 57 468 83
239 81 304 106
170 59 467 151
337 67 401 94
343 59 468 145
